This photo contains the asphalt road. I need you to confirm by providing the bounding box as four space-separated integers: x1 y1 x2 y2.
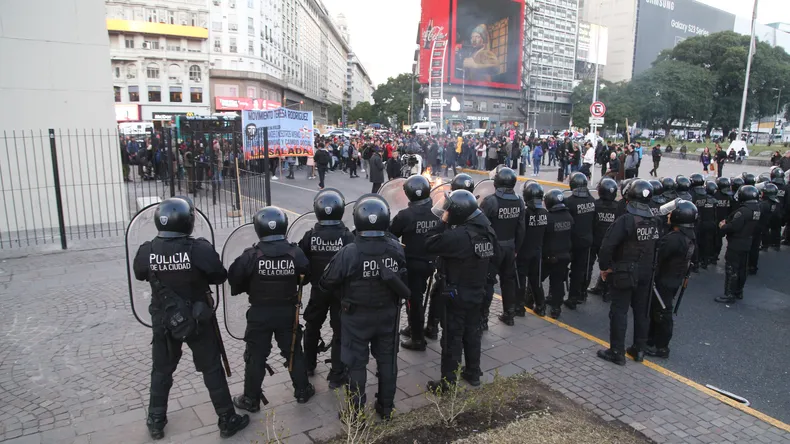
250 158 790 424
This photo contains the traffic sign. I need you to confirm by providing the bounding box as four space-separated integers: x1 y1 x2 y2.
589 116 605 125
590 101 606 117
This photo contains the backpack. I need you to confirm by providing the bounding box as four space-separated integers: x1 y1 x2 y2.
363 146 373 160
149 271 198 341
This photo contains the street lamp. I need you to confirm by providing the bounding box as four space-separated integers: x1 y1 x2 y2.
772 87 783 136
455 67 466 127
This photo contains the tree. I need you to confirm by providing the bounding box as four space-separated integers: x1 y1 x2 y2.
327 104 342 126
348 101 374 123
570 80 639 134
372 73 423 127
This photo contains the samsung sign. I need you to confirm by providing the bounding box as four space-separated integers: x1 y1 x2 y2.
634 0 735 76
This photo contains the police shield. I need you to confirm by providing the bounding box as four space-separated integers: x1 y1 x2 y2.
473 179 496 203
219 223 258 340
429 183 451 211
378 177 409 216
125 203 216 328
342 202 356 231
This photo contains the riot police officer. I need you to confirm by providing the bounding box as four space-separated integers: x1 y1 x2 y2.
616 178 634 216
730 176 745 198
701 181 719 266
661 177 678 201
741 172 756 186
688 174 707 271
228 207 315 411
597 180 660 365
564 173 596 309
480 167 525 326
318 195 408 420
715 185 760 304
767 169 786 250
297 190 355 388
646 200 697 359
450 173 476 193
712 177 734 263
751 182 777 273
517 182 548 316
676 175 693 201
587 178 621 302
133 198 249 439
649 179 668 232
542 189 574 319
425 190 499 390
392 175 440 351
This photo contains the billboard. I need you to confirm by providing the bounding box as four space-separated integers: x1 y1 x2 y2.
419 0 524 90
633 0 735 76
215 97 282 111
577 22 609 66
241 108 314 159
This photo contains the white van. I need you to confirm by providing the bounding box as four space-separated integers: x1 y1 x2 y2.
413 121 438 135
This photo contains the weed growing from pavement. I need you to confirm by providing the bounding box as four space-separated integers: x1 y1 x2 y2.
424 366 475 427
336 387 388 444
254 408 289 444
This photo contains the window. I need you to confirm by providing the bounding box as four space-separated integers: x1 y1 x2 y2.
229 0 235 8
114 67 120 78
128 86 139 102
114 86 121 102
146 8 158 23
213 37 221 52
125 38 134 48
168 10 175 24
248 40 254 55
189 65 201 81
127 65 137 79
170 87 182 102
167 64 182 81
490 18 509 75
506 103 514 110
146 63 160 79
260 43 264 57
247 87 257 98
492 102 501 110
191 87 203 103
148 86 161 102
228 19 238 31
191 12 197 26
144 40 160 50
229 37 237 53
248 17 254 35
167 41 181 52
212 21 222 31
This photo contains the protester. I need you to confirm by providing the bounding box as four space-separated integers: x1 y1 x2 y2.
700 147 712 174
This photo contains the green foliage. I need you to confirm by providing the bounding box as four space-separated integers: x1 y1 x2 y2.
372 74 423 127
349 101 375 124
328 104 343 126
337 386 387 444
425 366 475 427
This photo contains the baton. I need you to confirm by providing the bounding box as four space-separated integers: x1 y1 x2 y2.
289 275 305 373
652 286 667 310
423 269 434 314
207 291 232 377
673 264 693 315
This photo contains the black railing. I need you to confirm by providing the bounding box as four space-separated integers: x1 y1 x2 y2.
0 128 271 251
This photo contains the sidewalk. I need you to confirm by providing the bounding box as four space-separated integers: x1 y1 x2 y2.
1 240 789 443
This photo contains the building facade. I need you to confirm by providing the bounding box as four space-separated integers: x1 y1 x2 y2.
346 53 375 109
106 0 212 123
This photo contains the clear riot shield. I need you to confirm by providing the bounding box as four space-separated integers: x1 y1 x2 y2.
378 177 409 217
125 203 216 328
219 223 258 340
473 179 496 203
430 183 451 211
342 201 356 231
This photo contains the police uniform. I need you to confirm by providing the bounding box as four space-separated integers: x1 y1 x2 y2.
132 198 248 439
587 179 622 301
297 220 355 384
565 174 596 307
690 184 716 269
768 175 786 249
391 176 440 349
751 192 774 273
228 208 315 411
647 204 695 359
517 183 548 316
597 180 660 365
426 190 499 389
542 190 574 319
716 186 760 303
712 178 734 263
480 169 525 325
318 195 407 418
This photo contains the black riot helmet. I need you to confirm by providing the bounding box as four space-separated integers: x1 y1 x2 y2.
493 167 517 189
689 173 705 188
440 190 482 225
675 175 691 192
670 199 698 228
403 174 432 202
627 179 653 204
661 176 676 193
598 178 618 201
737 185 759 202
620 178 634 198
757 172 771 184
716 177 732 195
522 181 545 208
155 197 195 238
649 179 664 197
731 176 745 194
770 166 785 181
451 173 475 193
544 189 567 211
761 182 780 203
353 194 391 236
253 206 288 241
741 172 756 186
314 188 345 224
569 172 588 190
705 181 718 196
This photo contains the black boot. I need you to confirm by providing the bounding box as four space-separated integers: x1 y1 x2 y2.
401 338 427 351
146 415 167 440
375 402 394 421
715 295 736 303
460 367 482 387
232 395 260 413
218 412 250 438
399 325 412 337
514 307 526 317
426 379 454 394
645 345 670 358
424 323 439 340
597 348 626 366
549 307 561 319
328 370 348 390
295 384 315 404
534 305 546 317
626 346 645 363
563 299 577 310
498 311 515 326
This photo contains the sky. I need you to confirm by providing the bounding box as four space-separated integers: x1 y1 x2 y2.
320 0 790 87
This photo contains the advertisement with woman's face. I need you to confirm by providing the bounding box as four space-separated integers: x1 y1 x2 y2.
451 0 524 89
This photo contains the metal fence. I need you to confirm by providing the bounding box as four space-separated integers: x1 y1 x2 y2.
0 128 270 251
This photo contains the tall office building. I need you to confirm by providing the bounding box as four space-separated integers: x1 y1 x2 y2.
106 0 212 123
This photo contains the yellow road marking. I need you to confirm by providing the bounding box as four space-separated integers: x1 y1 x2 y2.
491 293 790 433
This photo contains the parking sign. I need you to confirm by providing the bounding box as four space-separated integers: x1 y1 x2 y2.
590 101 606 118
